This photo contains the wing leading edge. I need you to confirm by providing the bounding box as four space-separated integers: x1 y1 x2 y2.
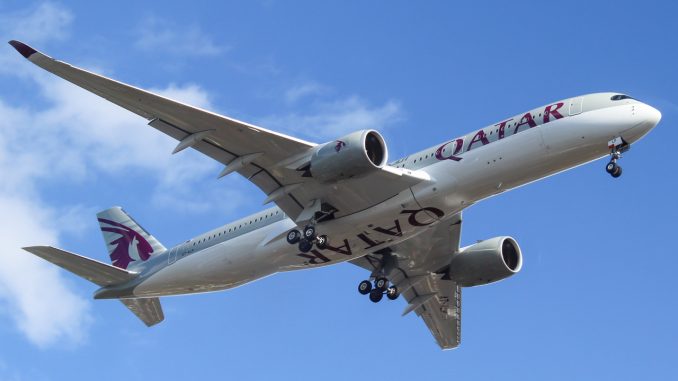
9 40 427 221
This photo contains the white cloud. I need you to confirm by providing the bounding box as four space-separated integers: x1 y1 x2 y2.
0 3 91 348
0 2 240 348
0 195 91 348
0 53 239 346
135 17 225 56
30 73 243 213
0 3 404 348
0 2 73 79
260 95 403 140
0 2 73 44
284 82 329 104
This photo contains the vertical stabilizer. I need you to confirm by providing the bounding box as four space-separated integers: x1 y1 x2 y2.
97 207 166 270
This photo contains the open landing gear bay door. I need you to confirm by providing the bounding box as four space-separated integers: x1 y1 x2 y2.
9 41 428 222
349 213 463 349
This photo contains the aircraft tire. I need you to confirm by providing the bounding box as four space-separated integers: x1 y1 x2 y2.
369 289 383 303
375 277 388 291
316 235 328 250
303 225 316 240
386 286 399 300
611 165 622 178
606 162 617 174
298 239 313 253
286 229 301 244
358 280 372 295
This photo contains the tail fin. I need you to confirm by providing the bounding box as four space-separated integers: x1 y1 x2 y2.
97 207 166 270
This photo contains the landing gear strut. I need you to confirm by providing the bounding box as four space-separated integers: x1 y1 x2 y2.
357 250 400 303
286 200 338 252
606 137 629 178
286 224 329 252
358 277 399 303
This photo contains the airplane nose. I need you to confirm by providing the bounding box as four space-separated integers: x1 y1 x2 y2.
622 103 661 143
638 103 662 133
644 104 662 127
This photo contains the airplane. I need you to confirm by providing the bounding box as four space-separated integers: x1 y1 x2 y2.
9 39 661 350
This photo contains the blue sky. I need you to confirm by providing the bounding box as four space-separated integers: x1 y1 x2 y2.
0 1 676 380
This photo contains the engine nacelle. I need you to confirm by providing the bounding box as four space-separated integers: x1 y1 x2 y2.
448 236 522 287
310 130 388 182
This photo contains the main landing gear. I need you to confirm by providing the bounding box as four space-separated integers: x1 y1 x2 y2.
286 224 328 253
358 277 399 303
606 137 630 178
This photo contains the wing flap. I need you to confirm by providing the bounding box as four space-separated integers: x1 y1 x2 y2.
399 275 461 349
348 213 463 349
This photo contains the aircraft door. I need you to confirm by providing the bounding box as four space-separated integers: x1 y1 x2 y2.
569 97 583 115
168 247 178 264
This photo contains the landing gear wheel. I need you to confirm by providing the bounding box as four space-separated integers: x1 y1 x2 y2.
286 229 301 244
611 165 622 178
374 277 388 291
369 289 383 303
386 286 399 300
358 280 372 295
316 235 328 250
298 239 313 253
303 225 316 240
605 162 617 174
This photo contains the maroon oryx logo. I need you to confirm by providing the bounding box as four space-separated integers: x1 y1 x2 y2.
335 140 346 152
98 218 154 269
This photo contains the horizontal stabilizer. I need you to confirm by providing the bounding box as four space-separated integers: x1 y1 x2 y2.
120 298 164 327
22 246 136 287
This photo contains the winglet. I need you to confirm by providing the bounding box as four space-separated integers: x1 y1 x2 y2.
8 40 37 59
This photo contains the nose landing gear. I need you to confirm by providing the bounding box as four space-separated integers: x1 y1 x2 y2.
606 161 622 178
606 137 630 178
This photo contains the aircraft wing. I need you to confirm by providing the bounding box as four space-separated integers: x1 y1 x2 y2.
349 213 463 349
9 40 427 221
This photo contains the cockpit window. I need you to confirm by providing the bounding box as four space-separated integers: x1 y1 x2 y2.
611 94 635 101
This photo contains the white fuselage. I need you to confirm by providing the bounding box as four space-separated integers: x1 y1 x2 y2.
103 93 660 299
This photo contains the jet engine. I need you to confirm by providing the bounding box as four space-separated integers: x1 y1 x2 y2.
309 130 388 182
448 236 522 287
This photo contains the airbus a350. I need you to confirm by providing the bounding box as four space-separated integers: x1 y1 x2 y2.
9 40 661 349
